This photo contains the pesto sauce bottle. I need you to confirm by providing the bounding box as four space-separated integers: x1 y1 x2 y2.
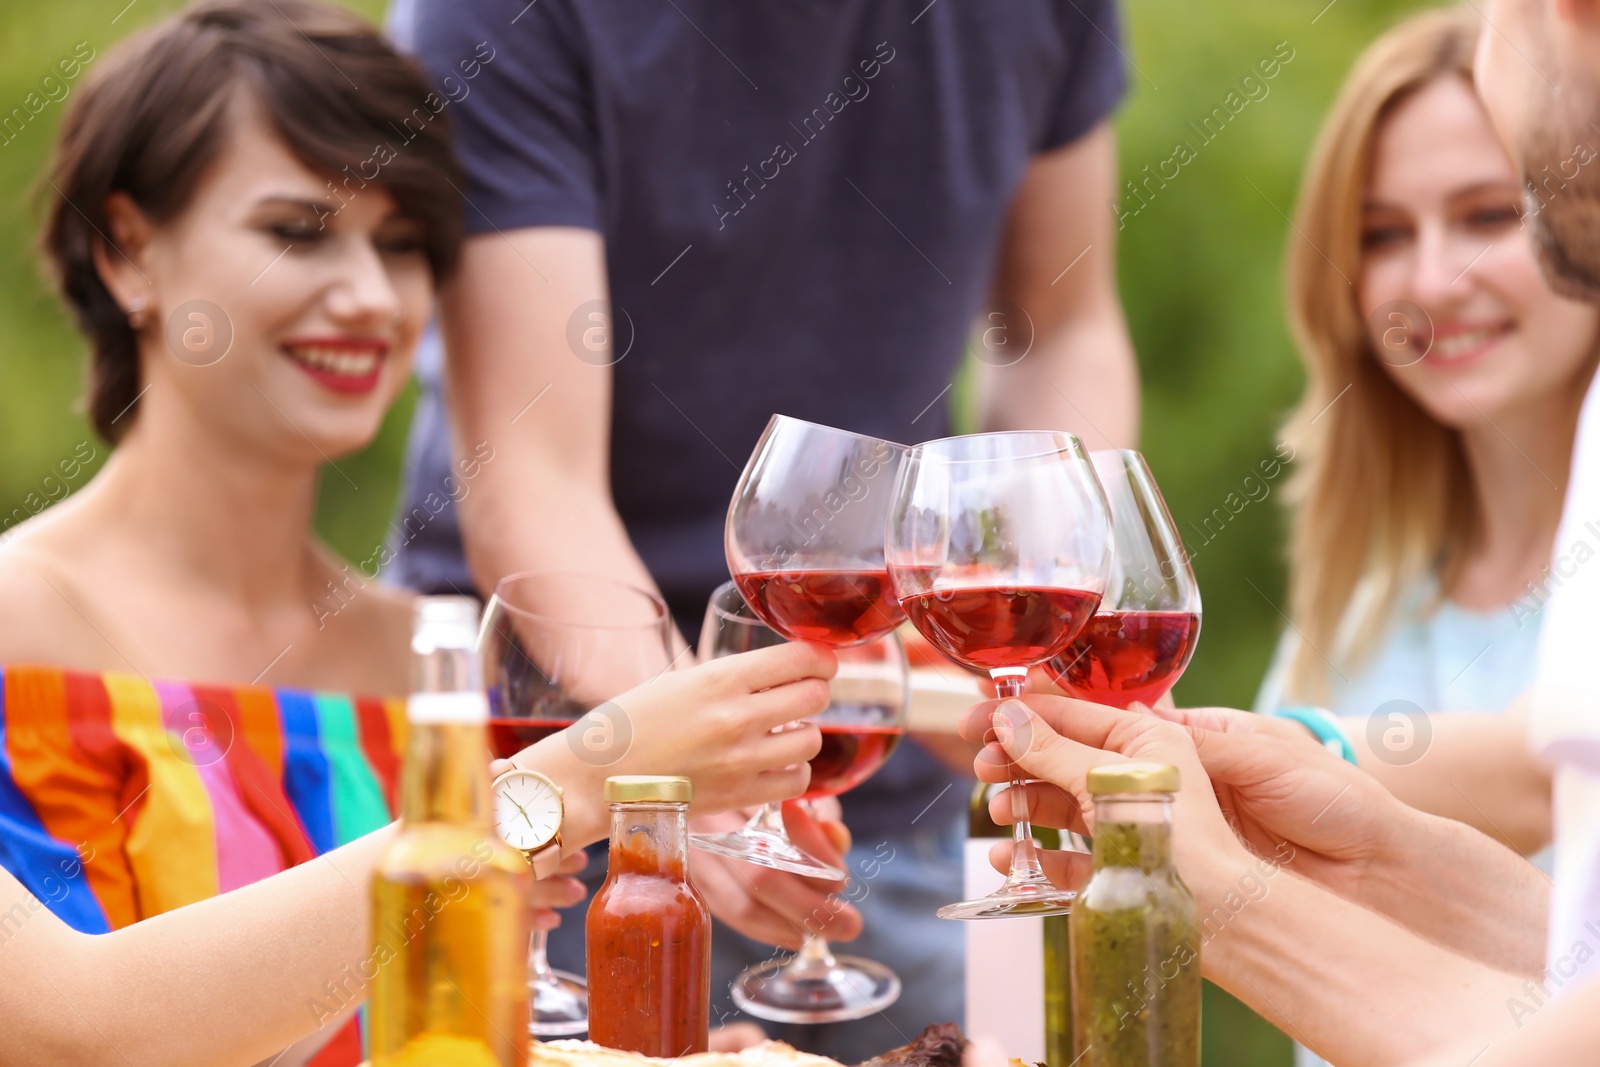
1043 900 1073 1066
1070 762 1199 1067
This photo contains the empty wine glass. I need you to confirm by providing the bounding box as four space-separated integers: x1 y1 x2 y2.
726 414 908 647
1045 450 1202 708
479 571 674 1036
886 431 1112 920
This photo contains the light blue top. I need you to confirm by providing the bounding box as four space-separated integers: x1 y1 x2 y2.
1255 578 1544 1067
1255 578 1544 719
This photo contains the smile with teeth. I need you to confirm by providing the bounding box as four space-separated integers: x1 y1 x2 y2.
1425 324 1510 361
284 345 381 377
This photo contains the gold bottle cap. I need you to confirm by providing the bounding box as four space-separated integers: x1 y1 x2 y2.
604 775 693 804
1086 761 1180 794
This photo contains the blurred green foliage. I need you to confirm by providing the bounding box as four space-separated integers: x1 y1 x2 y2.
0 1 1441 1062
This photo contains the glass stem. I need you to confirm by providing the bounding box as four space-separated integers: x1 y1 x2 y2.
785 933 838 978
745 802 786 836
528 928 555 983
992 670 1045 882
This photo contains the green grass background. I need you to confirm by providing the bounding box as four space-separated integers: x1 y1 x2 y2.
0 1 1440 1062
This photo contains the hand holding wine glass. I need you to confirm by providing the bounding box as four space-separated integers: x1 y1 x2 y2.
699 416 909 880
482 573 837 1037
691 581 911 1023
481 572 676 1038
886 430 1112 919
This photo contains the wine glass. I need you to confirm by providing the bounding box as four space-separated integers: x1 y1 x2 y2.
726 414 908 647
692 581 909 1022
689 582 847 880
479 571 674 1037
1045 450 1202 708
886 431 1112 920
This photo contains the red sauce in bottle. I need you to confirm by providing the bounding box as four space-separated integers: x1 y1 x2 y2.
586 779 710 1056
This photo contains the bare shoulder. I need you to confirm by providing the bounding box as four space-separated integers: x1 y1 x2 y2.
0 516 109 667
304 560 416 696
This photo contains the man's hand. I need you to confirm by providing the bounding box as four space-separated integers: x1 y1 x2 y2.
1148 704 1550 976
1144 704 1410 901
689 801 863 951
957 695 1255 905
963 697 1548 977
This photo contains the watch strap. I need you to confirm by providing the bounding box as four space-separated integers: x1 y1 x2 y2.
527 837 563 880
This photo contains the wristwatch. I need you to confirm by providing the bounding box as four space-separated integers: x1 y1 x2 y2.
491 766 566 879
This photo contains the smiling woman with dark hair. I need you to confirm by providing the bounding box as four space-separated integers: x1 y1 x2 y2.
0 3 840 1065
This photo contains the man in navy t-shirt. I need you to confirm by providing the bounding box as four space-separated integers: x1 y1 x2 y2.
390 1 1135 1057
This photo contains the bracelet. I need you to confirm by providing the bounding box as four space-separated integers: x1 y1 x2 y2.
1273 706 1358 765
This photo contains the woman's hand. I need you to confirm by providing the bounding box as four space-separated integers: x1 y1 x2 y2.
689 800 863 951
519 641 837 849
523 850 590 932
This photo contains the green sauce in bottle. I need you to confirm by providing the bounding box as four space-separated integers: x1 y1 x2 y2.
1069 762 1199 1066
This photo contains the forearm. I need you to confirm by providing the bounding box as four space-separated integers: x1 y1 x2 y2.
1204 863 1529 1065
1349 708 1551 854
459 460 669 624
1406 976 1600 1067
1353 807 1549 975
1 826 395 1067
979 312 1139 449
979 124 1137 451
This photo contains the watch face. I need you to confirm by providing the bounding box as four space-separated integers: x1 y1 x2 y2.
493 770 563 852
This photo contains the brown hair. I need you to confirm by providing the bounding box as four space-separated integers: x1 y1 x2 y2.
1279 6 1481 701
41 0 463 443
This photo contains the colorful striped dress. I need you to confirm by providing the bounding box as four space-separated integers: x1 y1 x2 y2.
0 663 407 1065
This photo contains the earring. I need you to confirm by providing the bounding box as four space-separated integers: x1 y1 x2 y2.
127 298 149 330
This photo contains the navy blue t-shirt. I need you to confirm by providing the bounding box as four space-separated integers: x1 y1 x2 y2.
390 0 1123 1052
393 0 1124 808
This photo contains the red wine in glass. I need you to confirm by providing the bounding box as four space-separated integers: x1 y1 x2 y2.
897 585 1101 672
804 722 905 800
1045 611 1200 709
886 430 1114 920
733 568 903 646
479 570 674 1037
725 416 908 649
488 718 576 761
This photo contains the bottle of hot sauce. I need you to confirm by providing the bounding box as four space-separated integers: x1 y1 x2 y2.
586 775 711 1057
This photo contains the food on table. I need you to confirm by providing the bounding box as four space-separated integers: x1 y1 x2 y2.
530 1039 844 1067
854 1022 968 1067
529 1022 970 1067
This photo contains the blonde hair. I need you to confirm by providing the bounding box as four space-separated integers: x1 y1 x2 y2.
1280 6 1481 702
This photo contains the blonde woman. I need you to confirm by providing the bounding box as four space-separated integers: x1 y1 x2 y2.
1253 5 1590 856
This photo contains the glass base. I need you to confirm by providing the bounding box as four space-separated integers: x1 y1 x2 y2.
731 955 901 1024
936 875 1078 920
530 969 589 1037
691 828 846 880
